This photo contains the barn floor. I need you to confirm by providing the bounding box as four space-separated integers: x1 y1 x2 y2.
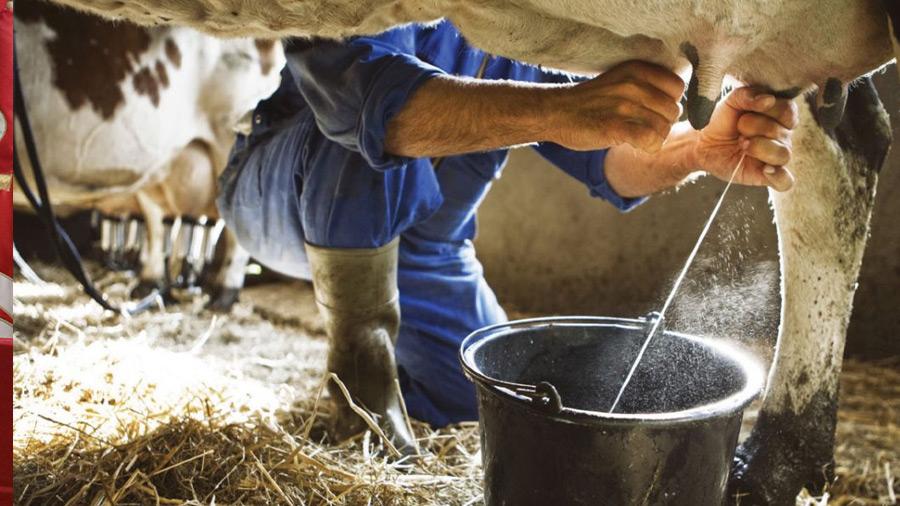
11 263 899 505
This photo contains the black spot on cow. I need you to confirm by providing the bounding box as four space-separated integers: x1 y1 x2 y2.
15 0 155 119
164 38 181 68
730 388 839 505
832 77 891 173
284 37 327 54
815 77 848 131
155 60 169 88
132 66 160 106
13 1 39 21
254 39 278 75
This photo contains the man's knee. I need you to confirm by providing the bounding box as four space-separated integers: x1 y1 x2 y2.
216 131 311 278
299 140 443 249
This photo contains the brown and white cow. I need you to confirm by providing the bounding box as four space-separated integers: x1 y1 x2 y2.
43 0 893 129
13 0 283 309
28 0 900 503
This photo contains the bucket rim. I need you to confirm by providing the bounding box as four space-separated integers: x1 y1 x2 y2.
459 316 765 425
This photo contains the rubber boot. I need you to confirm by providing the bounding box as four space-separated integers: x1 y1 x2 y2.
305 238 417 456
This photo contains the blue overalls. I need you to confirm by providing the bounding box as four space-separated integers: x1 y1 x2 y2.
217 20 645 427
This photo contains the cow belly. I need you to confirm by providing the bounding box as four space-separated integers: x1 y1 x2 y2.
50 0 439 38
46 0 894 105
453 0 890 101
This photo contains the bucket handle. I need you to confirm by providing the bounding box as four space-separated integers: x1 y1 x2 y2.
476 375 564 414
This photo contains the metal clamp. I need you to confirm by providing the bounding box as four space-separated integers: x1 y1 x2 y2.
642 311 665 338
475 374 563 414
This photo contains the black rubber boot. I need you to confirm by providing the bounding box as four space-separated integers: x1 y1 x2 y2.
305 238 418 456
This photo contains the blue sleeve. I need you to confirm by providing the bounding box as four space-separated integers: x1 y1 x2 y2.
283 34 444 170
518 65 645 211
533 142 647 211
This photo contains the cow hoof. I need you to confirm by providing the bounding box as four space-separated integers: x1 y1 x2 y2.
131 280 167 300
728 432 835 505
205 286 240 313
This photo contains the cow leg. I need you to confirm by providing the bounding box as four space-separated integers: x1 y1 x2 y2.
729 79 890 504
205 226 249 312
132 191 169 299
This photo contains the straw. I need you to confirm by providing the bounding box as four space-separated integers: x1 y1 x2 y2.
13 262 897 505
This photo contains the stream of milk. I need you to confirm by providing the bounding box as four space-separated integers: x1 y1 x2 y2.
608 154 746 413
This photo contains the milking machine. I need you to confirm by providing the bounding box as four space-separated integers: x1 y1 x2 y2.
92 213 226 298
163 216 222 292
96 212 144 272
124 215 144 268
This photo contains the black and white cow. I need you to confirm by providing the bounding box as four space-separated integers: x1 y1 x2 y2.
30 0 900 502
13 1 283 310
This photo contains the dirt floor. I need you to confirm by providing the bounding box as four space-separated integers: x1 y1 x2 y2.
11 263 899 505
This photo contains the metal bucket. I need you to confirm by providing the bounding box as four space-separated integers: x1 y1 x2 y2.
460 316 764 506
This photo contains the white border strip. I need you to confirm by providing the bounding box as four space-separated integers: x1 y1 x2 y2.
0 273 10 317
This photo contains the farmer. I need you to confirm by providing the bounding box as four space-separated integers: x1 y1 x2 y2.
217 20 798 452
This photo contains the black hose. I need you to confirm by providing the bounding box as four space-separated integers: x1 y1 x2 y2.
12 54 120 313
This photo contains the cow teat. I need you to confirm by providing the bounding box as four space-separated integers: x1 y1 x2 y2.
680 42 725 130
814 78 848 131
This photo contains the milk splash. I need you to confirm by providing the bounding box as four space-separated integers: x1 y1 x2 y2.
608 154 747 413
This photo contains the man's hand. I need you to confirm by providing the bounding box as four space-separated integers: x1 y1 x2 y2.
605 87 799 197
694 87 799 191
550 61 686 153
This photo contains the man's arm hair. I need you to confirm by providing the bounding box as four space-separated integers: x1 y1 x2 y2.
386 61 702 199
385 61 684 159
384 75 568 158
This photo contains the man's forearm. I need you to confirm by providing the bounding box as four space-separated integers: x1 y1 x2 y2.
604 121 699 198
385 75 571 158
385 73 698 198
386 61 687 159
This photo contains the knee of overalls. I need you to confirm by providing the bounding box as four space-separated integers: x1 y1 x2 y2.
298 126 444 250
216 118 312 279
217 111 446 277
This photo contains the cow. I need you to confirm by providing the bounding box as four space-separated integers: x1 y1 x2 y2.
43 0 893 130
27 0 900 503
13 0 283 310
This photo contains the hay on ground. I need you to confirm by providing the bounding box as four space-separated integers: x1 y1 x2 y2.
11 265 898 505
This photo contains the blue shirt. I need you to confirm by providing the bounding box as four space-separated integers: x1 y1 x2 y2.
224 21 649 426
252 20 646 232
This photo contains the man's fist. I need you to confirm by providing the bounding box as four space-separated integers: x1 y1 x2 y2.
550 61 685 153
694 87 799 191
